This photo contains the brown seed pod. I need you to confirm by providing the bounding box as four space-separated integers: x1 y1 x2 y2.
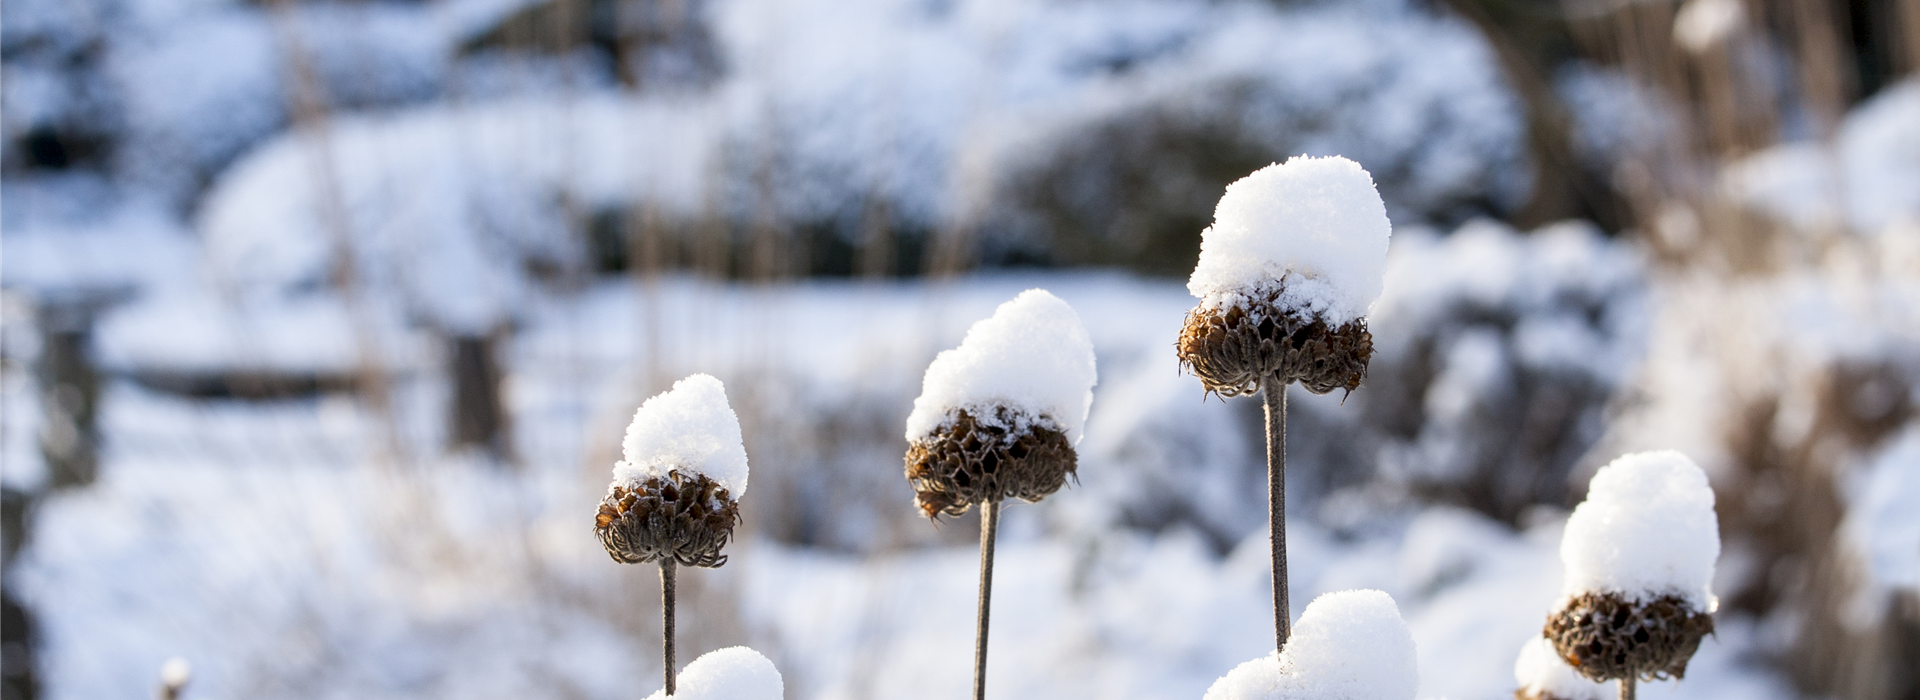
904 406 1077 519
594 468 742 567
1176 283 1373 397
1544 591 1715 683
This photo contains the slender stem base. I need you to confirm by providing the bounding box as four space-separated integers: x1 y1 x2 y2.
662 560 677 697
1619 677 1635 700
973 499 1000 700
1261 376 1290 655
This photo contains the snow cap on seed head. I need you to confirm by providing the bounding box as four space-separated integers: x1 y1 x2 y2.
642 646 783 700
905 289 1097 445
1202 589 1418 700
614 373 750 497
1187 155 1392 327
1514 636 1609 700
1561 450 1720 610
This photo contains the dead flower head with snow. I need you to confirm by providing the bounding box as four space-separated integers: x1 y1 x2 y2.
1545 451 1719 683
1177 156 1390 397
903 290 1097 518
595 374 748 568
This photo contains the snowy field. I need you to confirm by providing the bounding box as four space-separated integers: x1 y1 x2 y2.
3 267 1798 700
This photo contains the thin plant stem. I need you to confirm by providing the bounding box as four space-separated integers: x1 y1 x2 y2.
973 498 1000 700
662 559 677 697
1262 374 1290 654
1619 677 1636 700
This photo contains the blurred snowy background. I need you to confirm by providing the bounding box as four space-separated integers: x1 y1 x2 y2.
2 0 1917 698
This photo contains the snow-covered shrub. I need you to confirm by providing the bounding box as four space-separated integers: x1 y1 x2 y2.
705 0 1522 271
1348 219 1647 522
199 96 714 331
1723 77 1920 237
983 1 1524 272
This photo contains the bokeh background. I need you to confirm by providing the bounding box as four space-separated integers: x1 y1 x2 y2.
2 0 1917 698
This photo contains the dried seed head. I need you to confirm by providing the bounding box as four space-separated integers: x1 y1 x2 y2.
1543 591 1714 683
594 468 742 567
1177 282 1373 397
904 405 1076 519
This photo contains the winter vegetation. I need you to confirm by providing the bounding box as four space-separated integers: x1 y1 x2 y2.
3 0 1919 699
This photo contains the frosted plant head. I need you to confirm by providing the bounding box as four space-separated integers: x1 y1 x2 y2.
159 657 192 700
642 647 783 700
903 289 1097 518
1202 589 1418 700
595 374 747 568
1559 450 1720 606
1514 636 1609 700
1544 450 1719 683
1177 156 1390 397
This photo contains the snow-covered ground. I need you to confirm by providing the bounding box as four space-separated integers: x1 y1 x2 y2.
5 267 1797 700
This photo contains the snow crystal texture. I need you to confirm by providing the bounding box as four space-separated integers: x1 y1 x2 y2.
643 647 783 700
1561 451 1719 609
905 289 1098 445
1202 589 1418 700
1514 636 1608 700
1187 156 1392 326
615 374 751 496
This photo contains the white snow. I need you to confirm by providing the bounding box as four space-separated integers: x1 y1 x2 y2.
199 95 715 333
1561 451 1721 610
1841 426 1920 626
643 647 783 700
1515 636 1609 700
1723 78 1920 236
1672 0 1743 54
1186 156 1392 327
904 288 1097 445
159 657 192 688
615 374 751 497
1202 589 1417 700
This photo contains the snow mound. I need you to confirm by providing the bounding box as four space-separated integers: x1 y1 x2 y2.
1514 636 1607 700
1202 589 1418 700
1561 451 1720 609
1187 156 1392 326
615 374 750 496
1843 426 1920 617
905 289 1098 445
643 647 783 700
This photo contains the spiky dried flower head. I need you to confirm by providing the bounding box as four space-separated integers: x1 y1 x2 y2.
1177 282 1373 397
596 468 742 567
905 405 1076 519
1544 591 1714 683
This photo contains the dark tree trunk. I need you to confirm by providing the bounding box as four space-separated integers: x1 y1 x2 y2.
447 330 510 460
35 303 101 490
